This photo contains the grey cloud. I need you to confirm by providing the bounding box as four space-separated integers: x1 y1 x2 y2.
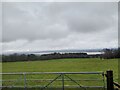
42 2 117 33
0 2 2 42
63 3 117 33
3 2 117 42
2 2 118 51
2 32 118 52
3 2 71 42
0 2 2 54
118 2 120 47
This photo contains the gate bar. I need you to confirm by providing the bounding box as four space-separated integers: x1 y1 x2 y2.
1 71 104 75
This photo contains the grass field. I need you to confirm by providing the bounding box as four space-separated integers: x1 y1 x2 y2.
3 58 118 76
2 58 118 89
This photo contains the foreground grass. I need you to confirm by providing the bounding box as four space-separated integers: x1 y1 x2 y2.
2 58 118 88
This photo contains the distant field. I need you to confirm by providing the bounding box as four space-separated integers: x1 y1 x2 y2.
2 58 118 89
3 58 118 75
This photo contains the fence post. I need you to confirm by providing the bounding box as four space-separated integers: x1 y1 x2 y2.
106 70 114 90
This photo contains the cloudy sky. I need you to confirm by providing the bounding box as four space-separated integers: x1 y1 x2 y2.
1 2 118 53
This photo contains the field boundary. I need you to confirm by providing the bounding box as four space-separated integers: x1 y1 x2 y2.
1 71 106 90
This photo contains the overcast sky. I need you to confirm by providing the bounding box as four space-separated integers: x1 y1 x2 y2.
1 2 118 53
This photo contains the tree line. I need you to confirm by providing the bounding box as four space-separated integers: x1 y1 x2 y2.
2 52 94 62
101 48 120 59
2 48 120 62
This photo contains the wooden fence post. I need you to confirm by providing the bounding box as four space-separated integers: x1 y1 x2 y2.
106 70 114 90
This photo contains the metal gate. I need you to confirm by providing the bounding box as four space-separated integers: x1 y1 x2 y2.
1 72 106 90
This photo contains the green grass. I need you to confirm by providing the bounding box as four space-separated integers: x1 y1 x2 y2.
2 58 118 88
3 58 118 73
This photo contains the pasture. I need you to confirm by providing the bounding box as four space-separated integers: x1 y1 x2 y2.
2 58 118 90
